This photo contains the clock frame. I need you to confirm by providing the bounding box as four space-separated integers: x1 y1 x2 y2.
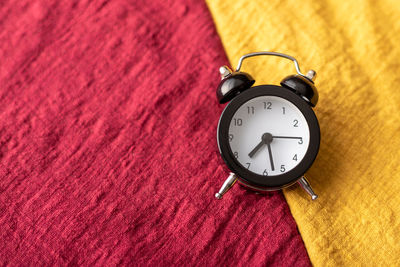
217 85 320 190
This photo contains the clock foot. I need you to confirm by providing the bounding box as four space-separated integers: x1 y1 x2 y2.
298 176 318 200
215 172 238 199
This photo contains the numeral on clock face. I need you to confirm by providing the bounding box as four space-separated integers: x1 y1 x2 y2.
280 165 286 172
247 106 255 114
263 102 272 110
233 118 242 126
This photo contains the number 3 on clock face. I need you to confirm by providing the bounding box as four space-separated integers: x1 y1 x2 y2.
217 85 320 189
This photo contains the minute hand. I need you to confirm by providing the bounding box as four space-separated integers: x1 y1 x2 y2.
272 136 302 140
266 143 275 171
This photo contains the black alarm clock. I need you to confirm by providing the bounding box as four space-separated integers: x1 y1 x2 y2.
215 52 320 200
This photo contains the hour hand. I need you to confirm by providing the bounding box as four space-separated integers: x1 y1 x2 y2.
248 140 264 158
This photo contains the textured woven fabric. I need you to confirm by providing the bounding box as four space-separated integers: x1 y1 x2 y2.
0 0 311 265
206 0 400 265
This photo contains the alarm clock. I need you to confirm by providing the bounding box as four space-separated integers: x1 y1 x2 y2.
215 52 320 200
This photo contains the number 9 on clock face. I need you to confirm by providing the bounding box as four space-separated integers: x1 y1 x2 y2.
217 85 320 189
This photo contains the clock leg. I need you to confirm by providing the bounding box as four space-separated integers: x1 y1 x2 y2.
215 172 238 199
298 176 318 200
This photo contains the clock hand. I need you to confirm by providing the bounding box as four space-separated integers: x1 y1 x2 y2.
272 136 302 140
248 140 264 158
249 133 274 158
266 142 275 171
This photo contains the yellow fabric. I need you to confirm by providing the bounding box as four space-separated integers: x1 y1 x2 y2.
206 0 400 265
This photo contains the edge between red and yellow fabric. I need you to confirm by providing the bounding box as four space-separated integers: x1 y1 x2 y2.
206 0 400 265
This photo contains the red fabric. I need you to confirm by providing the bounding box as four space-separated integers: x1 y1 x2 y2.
0 0 311 266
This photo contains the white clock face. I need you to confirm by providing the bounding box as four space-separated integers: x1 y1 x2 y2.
228 96 310 176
